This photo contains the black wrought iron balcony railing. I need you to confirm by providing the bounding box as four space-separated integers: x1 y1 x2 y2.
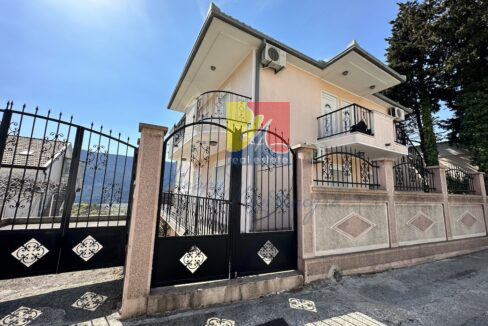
394 122 408 145
172 114 186 146
317 104 374 140
195 90 251 121
170 90 251 147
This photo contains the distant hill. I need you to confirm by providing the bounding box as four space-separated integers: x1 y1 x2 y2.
76 151 174 203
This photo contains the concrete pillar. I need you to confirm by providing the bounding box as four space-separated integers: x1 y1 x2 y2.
472 172 486 197
376 159 398 247
120 123 167 319
472 172 488 232
376 159 395 192
292 144 316 277
428 166 452 240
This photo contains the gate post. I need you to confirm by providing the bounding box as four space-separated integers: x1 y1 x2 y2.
292 144 316 281
228 129 242 279
120 123 167 319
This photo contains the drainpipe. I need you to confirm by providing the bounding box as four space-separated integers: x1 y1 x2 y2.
254 40 266 105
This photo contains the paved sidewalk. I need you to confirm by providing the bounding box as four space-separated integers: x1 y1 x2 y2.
0 268 123 326
2 251 488 325
127 249 488 326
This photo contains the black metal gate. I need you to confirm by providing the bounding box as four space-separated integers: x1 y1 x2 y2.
0 102 137 279
152 117 297 287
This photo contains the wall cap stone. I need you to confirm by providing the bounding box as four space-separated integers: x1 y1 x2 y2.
139 122 168 133
394 191 443 198
448 194 484 199
311 186 388 196
292 143 317 151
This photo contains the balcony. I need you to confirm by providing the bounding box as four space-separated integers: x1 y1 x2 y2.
170 90 251 148
317 104 374 140
317 104 408 159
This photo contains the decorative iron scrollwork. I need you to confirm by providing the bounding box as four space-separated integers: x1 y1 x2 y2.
395 165 404 186
274 189 290 214
261 150 276 172
5 121 20 152
343 110 351 131
86 144 108 171
321 156 334 180
101 182 122 209
360 161 370 183
324 115 331 133
214 92 226 118
190 141 210 167
0 177 60 209
342 156 352 177
245 187 263 219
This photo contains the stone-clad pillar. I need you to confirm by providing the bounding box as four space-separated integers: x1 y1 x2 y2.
428 166 452 239
292 144 316 277
472 172 488 231
376 159 397 247
120 123 167 319
472 172 486 197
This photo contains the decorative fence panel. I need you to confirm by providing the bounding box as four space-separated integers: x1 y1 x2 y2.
0 102 138 279
313 145 380 189
393 156 435 192
446 164 475 194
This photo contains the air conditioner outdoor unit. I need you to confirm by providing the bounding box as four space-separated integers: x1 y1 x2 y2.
389 107 405 121
261 43 286 73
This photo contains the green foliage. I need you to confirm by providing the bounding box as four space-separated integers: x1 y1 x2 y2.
420 95 439 166
387 0 488 169
386 0 442 165
459 78 488 172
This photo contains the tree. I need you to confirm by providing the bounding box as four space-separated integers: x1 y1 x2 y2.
459 78 488 172
436 0 488 172
385 0 443 166
387 0 488 171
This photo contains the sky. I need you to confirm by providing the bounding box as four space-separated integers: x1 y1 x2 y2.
0 0 420 144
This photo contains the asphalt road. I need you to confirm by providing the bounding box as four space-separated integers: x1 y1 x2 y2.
2 250 488 325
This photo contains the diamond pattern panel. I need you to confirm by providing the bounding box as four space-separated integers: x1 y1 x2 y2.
332 213 375 239
0 306 42 326
72 236 103 262
257 241 279 265
179 246 207 273
11 239 49 267
71 292 108 311
459 211 478 228
288 298 317 312
407 211 435 232
204 317 235 326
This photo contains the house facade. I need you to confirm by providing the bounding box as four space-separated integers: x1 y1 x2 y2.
161 4 413 236
120 4 488 317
